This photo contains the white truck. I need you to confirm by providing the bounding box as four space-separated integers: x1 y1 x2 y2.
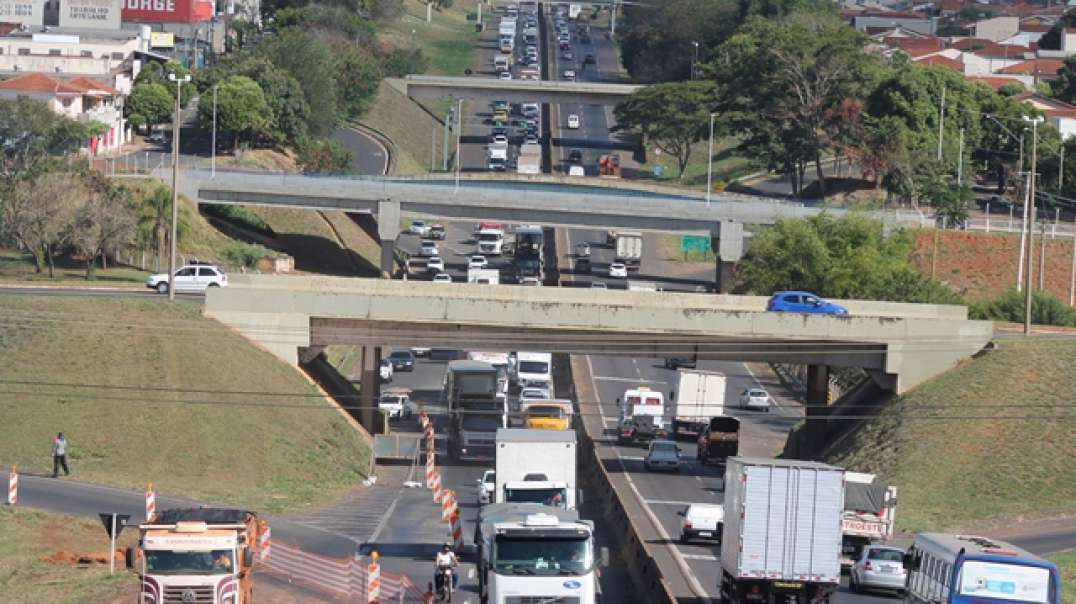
512 351 552 390
841 472 898 568
569 3 582 18
468 268 501 284
670 369 727 439
721 458 844 604
476 227 506 255
612 230 643 271
475 503 607 604
517 143 541 175
617 386 664 428
488 142 509 161
494 428 578 510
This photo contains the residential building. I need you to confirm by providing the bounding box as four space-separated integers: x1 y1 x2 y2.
0 29 145 82
1013 92 1076 140
0 71 128 152
853 11 937 36
997 57 1066 84
972 16 1019 42
0 0 48 27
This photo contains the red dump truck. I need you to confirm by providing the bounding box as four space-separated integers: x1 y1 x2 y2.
127 508 265 604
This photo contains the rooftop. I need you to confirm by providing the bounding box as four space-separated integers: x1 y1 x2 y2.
916 54 964 72
997 58 1066 76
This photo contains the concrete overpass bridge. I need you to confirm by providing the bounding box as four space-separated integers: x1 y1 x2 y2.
195 172 924 291
392 75 641 104
206 274 992 432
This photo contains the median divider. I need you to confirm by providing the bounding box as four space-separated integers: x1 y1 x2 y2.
552 353 677 604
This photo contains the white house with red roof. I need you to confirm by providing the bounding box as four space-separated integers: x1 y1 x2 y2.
0 72 127 153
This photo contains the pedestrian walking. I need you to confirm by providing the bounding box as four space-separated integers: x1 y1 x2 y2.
52 432 69 478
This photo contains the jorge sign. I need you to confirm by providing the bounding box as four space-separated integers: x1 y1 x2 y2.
122 0 211 23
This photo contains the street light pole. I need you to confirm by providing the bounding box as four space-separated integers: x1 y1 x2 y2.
211 84 217 179
1023 115 1043 334
706 112 715 207
691 41 699 81
454 97 462 193
167 72 191 302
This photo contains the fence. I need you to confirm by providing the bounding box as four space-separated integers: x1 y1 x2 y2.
258 540 428 602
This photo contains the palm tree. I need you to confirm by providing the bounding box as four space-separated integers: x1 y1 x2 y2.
137 185 189 271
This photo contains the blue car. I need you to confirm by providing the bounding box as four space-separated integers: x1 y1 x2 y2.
766 291 848 315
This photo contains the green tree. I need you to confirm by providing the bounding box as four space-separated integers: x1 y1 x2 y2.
331 40 383 119
1050 55 1076 103
613 81 716 179
70 171 137 279
262 30 340 137
199 76 271 152
134 61 194 108
274 4 376 43
196 55 311 145
712 13 875 196
1038 9 1076 50
970 289 1076 326
298 137 354 173
380 47 430 78
130 184 191 272
126 82 173 131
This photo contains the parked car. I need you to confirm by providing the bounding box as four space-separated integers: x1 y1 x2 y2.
378 392 413 419
427 256 445 272
643 440 682 472
608 262 628 278
739 388 771 411
468 255 489 269
567 114 580 129
680 503 724 544
387 350 415 371
432 272 452 284
766 291 848 315
850 545 907 596
146 264 228 295
409 220 431 236
379 358 394 383
145 131 166 144
477 469 496 505
419 241 439 257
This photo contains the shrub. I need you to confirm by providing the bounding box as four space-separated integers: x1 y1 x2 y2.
222 242 271 269
969 289 1076 327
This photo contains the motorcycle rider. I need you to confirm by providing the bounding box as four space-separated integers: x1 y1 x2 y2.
434 542 459 591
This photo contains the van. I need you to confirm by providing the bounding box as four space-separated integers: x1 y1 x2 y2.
568 165 585 177
514 351 552 389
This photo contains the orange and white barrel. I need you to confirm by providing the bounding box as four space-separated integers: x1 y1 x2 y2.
7 465 16 506
366 551 381 603
145 482 155 521
259 526 271 561
450 510 464 552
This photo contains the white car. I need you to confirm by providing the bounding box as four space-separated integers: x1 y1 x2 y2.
562 70 576 80
146 264 228 294
739 388 771 412
477 469 496 505
520 277 542 286
520 387 552 400
680 503 724 544
468 255 489 269
608 262 628 278
427 256 445 272
419 242 439 257
379 359 394 383
409 220 431 237
491 133 509 145
567 114 580 129
499 71 513 80
432 272 452 283
378 393 412 419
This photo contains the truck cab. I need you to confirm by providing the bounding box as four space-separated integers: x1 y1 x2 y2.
513 351 552 390
618 386 665 428
128 508 264 604
476 228 506 255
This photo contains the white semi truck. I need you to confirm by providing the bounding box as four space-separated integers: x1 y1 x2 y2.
494 428 578 510
721 458 844 604
475 503 607 604
670 369 727 439
841 471 898 568
610 230 643 271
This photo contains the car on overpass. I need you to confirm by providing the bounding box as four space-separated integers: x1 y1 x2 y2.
766 291 848 315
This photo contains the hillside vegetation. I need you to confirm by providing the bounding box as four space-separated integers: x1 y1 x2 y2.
826 338 1076 532
0 294 370 514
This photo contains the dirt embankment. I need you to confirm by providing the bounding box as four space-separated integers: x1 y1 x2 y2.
910 230 1076 301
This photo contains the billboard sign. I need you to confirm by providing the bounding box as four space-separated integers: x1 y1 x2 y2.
121 0 211 23
149 31 175 47
0 0 46 26
60 0 121 29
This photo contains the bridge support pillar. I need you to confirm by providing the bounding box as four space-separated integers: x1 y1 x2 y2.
359 346 382 433
805 364 830 458
710 220 744 294
376 199 401 279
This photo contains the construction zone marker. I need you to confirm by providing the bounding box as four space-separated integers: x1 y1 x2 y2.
450 510 464 552
145 482 155 521
367 550 381 603
7 465 16 506
441 489 458 521
259 526 271 561
431 471 443 503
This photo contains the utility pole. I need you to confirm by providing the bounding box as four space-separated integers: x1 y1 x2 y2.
442 102 452 172
1017 170 1029 292
1039 219 1047 291
706 113 715 207
454 97 462 193
1023 115 1043 334
957 128 964 185
211 84 217 179
936 86 946 162
1060 144 1065 191
167 72 190 302
1069 216 1076 305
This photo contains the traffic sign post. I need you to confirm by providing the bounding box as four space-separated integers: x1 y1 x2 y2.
99 513 130 575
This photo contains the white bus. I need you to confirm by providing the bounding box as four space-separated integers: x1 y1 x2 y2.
903 533 1060 604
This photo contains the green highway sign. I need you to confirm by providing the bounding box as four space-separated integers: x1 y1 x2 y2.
680 235 711 254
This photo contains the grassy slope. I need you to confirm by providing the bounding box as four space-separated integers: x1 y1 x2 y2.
1050 551 1076 604
0 294 370 514
628 137 760 190
826 338 1076 532
0 507 136 604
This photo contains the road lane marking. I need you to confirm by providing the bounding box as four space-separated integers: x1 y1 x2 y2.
680 553 719 561
594 375 667 384
644 500 698 506
586 355 714 604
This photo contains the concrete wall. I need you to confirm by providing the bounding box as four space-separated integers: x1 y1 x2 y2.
205 275 993 393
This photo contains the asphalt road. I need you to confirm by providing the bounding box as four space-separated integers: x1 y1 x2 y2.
332 126 389 175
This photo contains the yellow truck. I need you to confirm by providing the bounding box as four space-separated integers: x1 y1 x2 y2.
126 508 265 604
520 399 573 430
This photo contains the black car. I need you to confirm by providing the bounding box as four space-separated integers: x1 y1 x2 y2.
583 54 595 65
664 356 697 369
568 149 583 163
387 350 415 371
